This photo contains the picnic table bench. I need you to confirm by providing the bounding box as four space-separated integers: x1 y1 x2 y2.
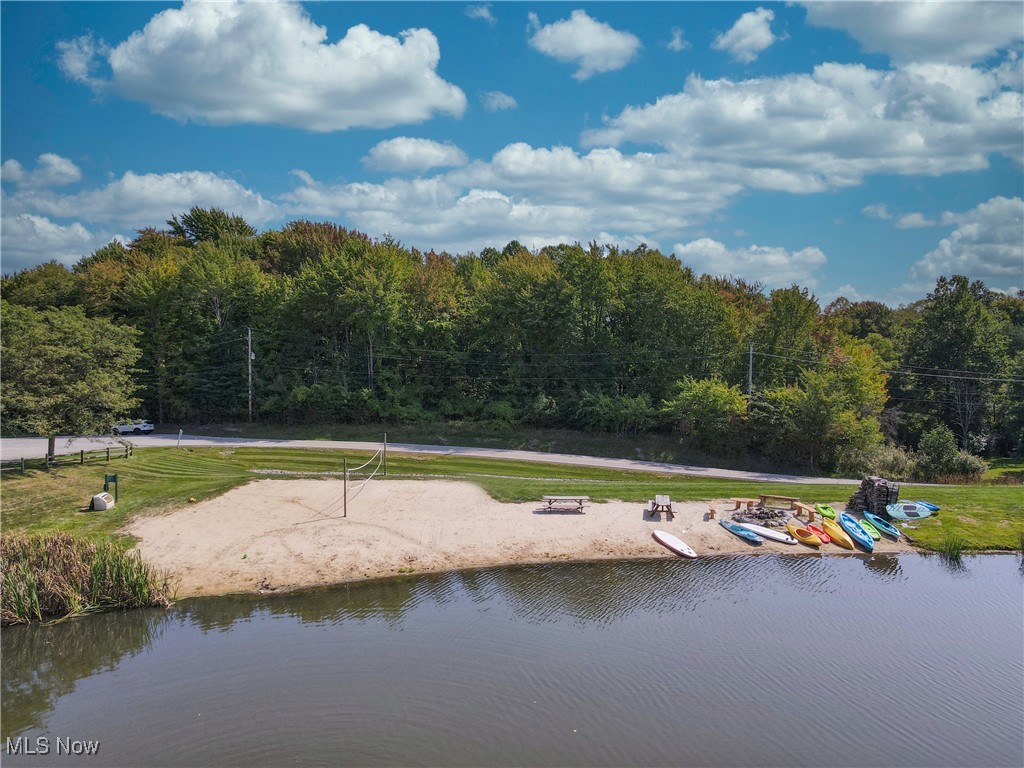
541 495 590 513
729 497 759 511
759 493 800 509
793 502 816 521
646 494 677 520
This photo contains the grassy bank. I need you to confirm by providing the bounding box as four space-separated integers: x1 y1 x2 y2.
1 532 172 625
2 445 1021 553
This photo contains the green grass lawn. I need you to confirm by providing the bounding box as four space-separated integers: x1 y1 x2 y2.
2 446 1021 552
163 420 836 476
984 457 1024 483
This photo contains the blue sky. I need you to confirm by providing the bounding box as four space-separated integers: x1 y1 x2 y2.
2 1 1022 304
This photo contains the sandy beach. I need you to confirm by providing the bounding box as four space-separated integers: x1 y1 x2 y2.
126 478 914 597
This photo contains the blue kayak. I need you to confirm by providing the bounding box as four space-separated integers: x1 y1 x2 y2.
719 519 763 544
838 511 875 551
862 511 901 539
886 502 933 520
914 500 941 512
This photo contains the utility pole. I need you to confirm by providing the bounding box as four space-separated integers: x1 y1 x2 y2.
247 327 253 422
748 342 754 397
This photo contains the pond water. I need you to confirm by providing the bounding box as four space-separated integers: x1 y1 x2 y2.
3 554 1022 767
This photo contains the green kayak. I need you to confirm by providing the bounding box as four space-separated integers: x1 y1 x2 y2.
815 503 837 519
858 518 881 541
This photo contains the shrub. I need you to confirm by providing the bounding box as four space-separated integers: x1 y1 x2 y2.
661 377 747 453
916 425 987 482
576 391 654 434
916 425 959 480
1 533 171 625
837 443 917 482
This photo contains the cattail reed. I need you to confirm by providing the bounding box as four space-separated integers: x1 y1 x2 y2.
1 533 171 625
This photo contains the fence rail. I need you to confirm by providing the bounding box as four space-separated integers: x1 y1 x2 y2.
0 445 133 474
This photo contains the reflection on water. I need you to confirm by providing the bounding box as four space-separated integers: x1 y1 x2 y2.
2 609 168 737
861 552 904 581
3 554 1022 767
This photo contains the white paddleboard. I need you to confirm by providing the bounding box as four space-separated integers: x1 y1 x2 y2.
734 522 797 545
652 530 698 559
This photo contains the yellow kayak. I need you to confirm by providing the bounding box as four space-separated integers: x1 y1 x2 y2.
786 520 822 547
821 518 854 549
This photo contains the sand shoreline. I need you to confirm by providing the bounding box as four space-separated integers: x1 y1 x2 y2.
125 479 914 598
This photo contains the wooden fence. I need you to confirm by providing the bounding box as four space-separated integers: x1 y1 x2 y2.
0 445 133 474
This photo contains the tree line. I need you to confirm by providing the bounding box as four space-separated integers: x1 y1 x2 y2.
3 207 1022 477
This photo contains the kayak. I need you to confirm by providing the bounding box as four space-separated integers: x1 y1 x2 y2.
806 522 831 544
652 530 698 559
886 502 933 520
815 503 837 519
821 518 854 549
839 512 875 551
914 500 941 512
858 518 881 541
720 519 763 544
787 520 822 547
862 511 901 539
735 522 798 545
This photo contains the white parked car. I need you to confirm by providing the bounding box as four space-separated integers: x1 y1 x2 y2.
113 420 155 435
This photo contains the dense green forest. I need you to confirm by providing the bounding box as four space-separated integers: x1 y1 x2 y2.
3 207 1022 478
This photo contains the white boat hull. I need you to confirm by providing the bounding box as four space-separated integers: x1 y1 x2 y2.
652 530 698 558
734 523 797 545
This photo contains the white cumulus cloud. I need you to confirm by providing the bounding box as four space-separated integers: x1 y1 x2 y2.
364 137 468 173
282 142 746 255
482 91 518 112
528 10 641 80
912 196 1024 286
712 7 778 63
895 212 938 229
0 213 100 272
673 238 827 288
802 1 1024 65
57 1 466 131
465 4 496 26
1 154 82 189
667 28 691 53
4 168 278 233
583 62 1023 190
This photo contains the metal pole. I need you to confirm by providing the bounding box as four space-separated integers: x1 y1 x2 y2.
383 432 388 477
247 327 253 423
343 457 348 518
748 342 754 396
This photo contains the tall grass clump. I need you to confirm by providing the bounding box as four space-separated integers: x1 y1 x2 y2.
1 533 171 625
937 531 968 563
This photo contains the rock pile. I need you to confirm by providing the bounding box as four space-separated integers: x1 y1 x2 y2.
733 505 790 528
847 476 899 514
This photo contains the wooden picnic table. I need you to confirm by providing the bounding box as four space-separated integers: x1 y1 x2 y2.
647 494 675 519
541 495 589 513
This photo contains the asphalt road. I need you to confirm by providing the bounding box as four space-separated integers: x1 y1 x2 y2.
0 433 857 485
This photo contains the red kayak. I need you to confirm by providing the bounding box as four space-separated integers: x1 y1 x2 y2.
806 522 831 544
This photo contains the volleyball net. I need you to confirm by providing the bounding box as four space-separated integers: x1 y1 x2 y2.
344 444 385 508
291 436 387 524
